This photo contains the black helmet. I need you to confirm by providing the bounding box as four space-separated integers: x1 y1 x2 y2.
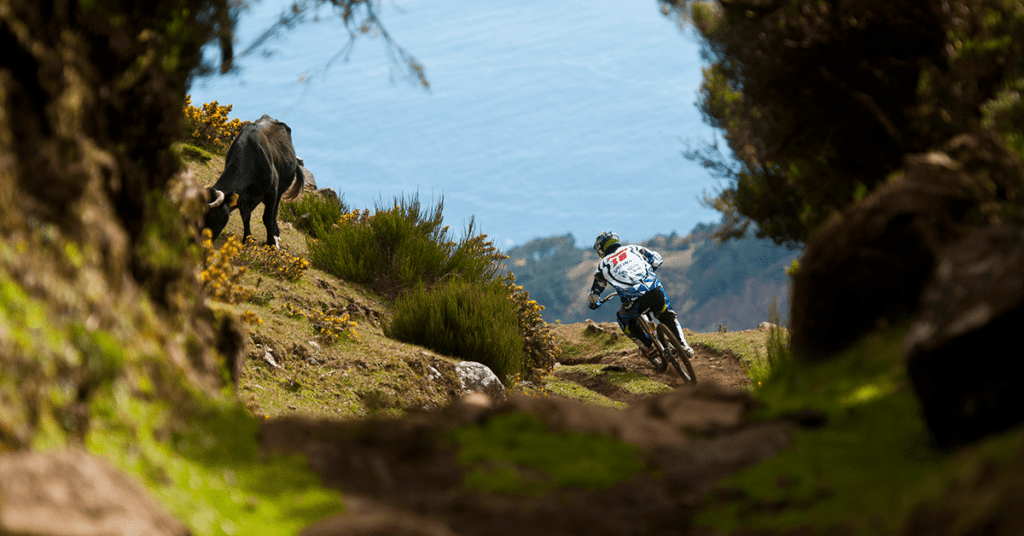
594 231 620 256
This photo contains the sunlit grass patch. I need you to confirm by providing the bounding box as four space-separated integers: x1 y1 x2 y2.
541 377 625 409
696 326 944 534
87 384 343 536
453 412 642 496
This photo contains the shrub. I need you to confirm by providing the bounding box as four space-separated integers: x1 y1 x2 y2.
294 193 561 381
199 229 254 304
305 195 503 298
182 96 246 153
385 278 524 381
236 239 310 282
504 274 559 382
278 302 357 345
279 194 351 239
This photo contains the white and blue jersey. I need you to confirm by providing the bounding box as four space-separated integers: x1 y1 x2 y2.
589 244 665 306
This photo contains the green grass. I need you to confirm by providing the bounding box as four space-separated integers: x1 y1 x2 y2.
695 326 986 535
452 412 643 496
87 386 343 536
539 377 626 409
554 363 673 396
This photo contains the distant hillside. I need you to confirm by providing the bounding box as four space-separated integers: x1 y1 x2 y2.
502 225 800 332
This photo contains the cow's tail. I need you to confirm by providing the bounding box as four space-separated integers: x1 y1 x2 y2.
282 165 304 200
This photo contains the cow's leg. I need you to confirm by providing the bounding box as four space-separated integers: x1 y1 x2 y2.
263 195 280 248
239 205 253 243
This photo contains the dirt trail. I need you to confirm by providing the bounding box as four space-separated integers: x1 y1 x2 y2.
550 321 752 403
258 321 788 536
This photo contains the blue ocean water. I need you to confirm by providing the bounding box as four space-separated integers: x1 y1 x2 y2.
188 0 722 250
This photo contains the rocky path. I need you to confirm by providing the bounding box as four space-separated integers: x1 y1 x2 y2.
260 322 792 536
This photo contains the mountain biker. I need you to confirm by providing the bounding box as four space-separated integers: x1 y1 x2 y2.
587 231 695 362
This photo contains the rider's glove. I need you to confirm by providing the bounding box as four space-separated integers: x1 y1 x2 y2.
587 293 600 310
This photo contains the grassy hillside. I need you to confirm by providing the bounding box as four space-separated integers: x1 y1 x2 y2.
185 152 768 420
36 149 1016 536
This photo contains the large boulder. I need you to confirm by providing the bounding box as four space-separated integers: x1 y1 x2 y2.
904 224 1024 448
0 449 188 536
455 361 506 402
791 132 1023 360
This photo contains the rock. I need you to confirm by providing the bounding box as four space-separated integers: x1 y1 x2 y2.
584 320 608 335
904 224 1024 448
260 346 282 369
317 187 340 203
455 361 506 402
755 322 778 332
296 157 318 192
627 383 761 436
0 449 189 536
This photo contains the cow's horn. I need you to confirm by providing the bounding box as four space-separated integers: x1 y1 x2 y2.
208 189 225 208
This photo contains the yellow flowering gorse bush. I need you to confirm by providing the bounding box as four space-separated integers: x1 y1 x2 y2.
338 208 373 226
503 273 560 382
199 229 255 304
183 95 246 153
237 239 311 282
277 303 358 345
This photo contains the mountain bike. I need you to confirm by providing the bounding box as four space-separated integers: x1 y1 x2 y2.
598 294 697 383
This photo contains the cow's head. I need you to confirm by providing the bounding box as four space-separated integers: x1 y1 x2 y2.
203 188 235 239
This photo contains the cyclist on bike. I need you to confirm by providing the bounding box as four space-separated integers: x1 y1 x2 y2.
587 231 695 361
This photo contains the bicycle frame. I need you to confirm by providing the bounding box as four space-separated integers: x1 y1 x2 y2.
597 293 696 383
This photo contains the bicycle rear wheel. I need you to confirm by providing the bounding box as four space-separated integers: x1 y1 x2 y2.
656 324 697 383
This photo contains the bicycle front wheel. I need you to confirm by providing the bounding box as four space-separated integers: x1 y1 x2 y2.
656 324 697 384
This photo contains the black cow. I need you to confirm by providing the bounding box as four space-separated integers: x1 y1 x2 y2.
205 114 304 247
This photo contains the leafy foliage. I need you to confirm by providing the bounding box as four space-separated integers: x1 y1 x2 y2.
277 302 357 345
305 195 503 299
279 194 352 239
503 275 560 381
290 193 560 380
199 229 254 304
237 238 311 282
182 96 246 153
386 278 525 381
661 0 1024 246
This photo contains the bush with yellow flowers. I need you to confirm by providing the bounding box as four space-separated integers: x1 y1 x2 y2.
278 302 357 345
199 229 255 304
183 95 246 153
503 273 560 382
237 239 311 282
